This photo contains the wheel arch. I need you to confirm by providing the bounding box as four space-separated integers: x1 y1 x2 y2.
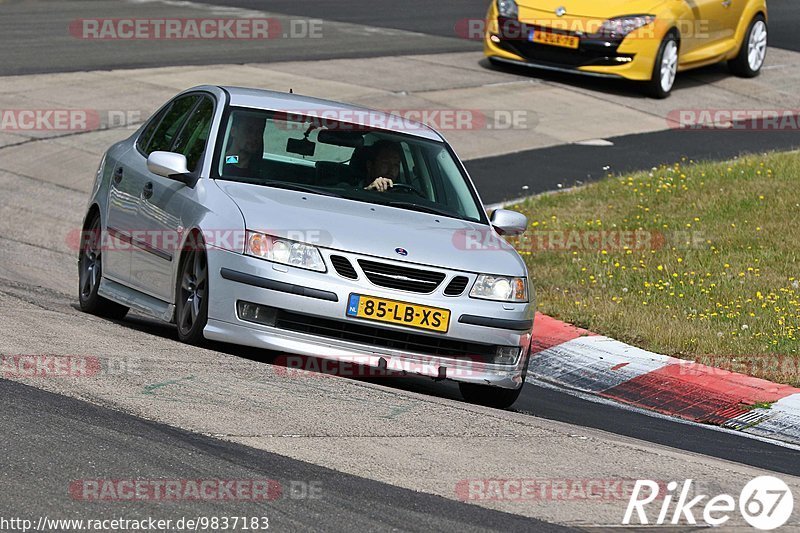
731 6 768 59
77 204 103 258
173 227 210 341
665 25 681 46
82 203 102 230
173 227 207 304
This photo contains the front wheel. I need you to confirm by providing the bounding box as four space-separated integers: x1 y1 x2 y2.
728 15 767 78
78 214 129 320
459 382 524 409
644 33 679 99
175 244 209 345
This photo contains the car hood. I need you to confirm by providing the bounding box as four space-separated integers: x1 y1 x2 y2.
518 0 662 20
216 181 527 276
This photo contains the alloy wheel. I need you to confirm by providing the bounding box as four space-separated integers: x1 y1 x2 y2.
660 40 678 93
177 249 207 336
79 218 102 301
748 20 767 72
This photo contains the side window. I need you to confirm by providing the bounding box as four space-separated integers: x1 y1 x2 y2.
171 97 214 172
432 148 479 221
144 95 201 156
408 144 436 200
136 106 169 155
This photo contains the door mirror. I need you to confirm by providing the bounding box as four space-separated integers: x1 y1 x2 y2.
490 209 528 236
147 151 189 179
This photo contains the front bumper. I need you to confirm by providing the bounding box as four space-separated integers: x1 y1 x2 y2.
203 247 534 390
484 15 662 82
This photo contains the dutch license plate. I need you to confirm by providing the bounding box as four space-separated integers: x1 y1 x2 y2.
529 29 579 49
346 294 450 333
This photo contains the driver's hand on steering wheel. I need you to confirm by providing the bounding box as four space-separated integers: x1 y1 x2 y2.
365 177 394 192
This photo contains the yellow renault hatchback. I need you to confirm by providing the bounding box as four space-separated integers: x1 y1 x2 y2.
484 0 768 97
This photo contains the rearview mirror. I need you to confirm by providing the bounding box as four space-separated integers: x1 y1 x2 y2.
287 137 316 157
147 151 189 179
490 209 528 236
317 129 363 147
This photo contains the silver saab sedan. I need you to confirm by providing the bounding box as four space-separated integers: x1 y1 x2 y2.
78 86 534 408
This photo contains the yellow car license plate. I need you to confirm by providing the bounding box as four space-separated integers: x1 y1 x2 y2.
346 294 450 333
530 29 579 49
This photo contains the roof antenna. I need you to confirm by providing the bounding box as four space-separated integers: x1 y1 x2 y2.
289 88 293 94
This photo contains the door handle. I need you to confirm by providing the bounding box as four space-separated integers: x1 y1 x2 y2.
142 182 154 200
113 167 124 184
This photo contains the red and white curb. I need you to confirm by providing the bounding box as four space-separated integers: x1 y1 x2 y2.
528 313 800 446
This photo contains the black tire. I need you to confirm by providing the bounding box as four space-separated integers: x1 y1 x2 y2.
175 241 209 345
460 346 532 409
459 381 524 409
643 32 679 99
728 15 767 78
78 214 129 320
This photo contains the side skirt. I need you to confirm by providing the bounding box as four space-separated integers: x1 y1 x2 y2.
98 277 175 323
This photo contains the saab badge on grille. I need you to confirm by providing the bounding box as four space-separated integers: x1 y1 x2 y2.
395 247 408 256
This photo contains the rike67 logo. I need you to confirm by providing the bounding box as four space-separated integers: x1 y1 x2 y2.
624 476 794 530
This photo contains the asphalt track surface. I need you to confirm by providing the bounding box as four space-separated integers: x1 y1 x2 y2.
406 378 800 478
3 0 795 207
0 379 570 532
106 312 800 479
198 0 800 52
153 325 800 479
0 0 477 76
0 0 796 76
467 118 800 204
1 1 799 528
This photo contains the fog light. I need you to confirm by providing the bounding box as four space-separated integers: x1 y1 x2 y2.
494 346 520 364
490 34 501 43
237 300 278 326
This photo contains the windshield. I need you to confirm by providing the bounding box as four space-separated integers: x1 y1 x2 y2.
214 108 486 223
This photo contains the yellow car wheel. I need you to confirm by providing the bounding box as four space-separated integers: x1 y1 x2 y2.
729 14 768 78
644 31 679 99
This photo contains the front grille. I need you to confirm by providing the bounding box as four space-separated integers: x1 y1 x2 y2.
330 255 358 279
496 19 628 68
358 260 446 293
444 276 469 296
501 38 628 67
275 310 496 361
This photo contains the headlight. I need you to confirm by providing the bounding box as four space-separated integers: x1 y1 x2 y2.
246 231 326 272
599 15 655 39
497 0 518 19
470 274 528 302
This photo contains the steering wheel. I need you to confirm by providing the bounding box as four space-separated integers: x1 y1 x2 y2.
388 183 426 198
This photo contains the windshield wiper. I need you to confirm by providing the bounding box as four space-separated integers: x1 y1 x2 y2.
385 201 458 219
263 181 342 198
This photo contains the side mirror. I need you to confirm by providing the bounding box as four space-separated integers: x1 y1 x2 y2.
147 151 190 180
490 209 528 236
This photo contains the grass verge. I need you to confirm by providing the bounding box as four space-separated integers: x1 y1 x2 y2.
510 151 800 386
